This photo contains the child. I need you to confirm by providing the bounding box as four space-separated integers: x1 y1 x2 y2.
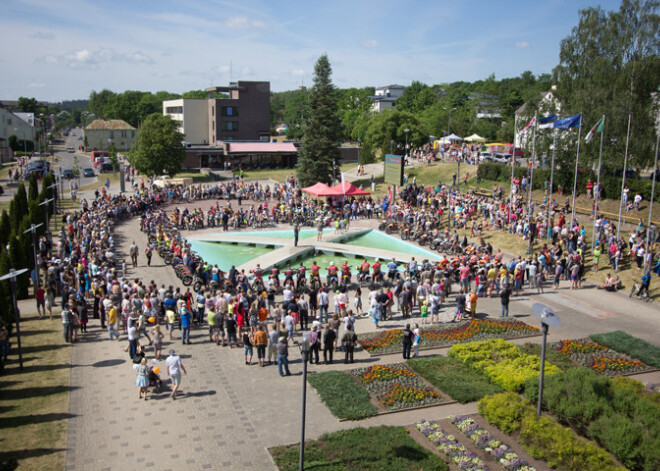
420 301 428 324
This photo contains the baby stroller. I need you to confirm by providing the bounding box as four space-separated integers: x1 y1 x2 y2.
148 366 163 393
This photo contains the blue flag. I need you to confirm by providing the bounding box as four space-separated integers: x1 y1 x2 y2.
538 115 557 129
553 113 582 129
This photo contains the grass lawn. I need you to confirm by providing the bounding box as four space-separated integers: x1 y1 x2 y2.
173 172 215 183
589 331 660 368
270 425 448 471
0 312 71 471
80 172 120 191
407 354 503 403
307 371 377 420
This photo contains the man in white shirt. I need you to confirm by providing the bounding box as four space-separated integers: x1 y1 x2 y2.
165 349 187 399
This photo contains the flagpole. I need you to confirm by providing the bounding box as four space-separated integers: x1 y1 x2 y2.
591 115 605 252
644 130 659 267
509 114 518 229
616 114 632 241
547 129 556 241
528 112 537 216
569 112 583 229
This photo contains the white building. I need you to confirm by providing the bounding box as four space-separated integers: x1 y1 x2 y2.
162 99 209 145
514 90 561 149
83 119 136 151
370 84 406 113
0 107 36 161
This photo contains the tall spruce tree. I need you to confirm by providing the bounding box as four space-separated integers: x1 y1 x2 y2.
295 55 341 187
28 172 39 202
8 236 29 299
0 210 11 249
0 245 11 329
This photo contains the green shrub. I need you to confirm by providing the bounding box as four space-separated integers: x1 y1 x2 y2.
485 355 561 392
590 331 660 368
477 392 529 433
307 371 377 420
448 338 520 373
479 393 623 471
407 355 504 403
517 343 576 370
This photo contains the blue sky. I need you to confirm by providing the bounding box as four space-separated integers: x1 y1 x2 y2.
1 0 622 101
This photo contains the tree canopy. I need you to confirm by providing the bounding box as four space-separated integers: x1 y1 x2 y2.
295 55 341 186
128 114 185 176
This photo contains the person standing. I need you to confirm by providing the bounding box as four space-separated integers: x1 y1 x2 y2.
402 324 412 359
412 323 421 358
293 223 300 247
318 288 329 323
254 325 268 367
277 337 291 376
180 304 191 344
144 245 152 267
453 290 466 322
323 324 336 364
165 349 187 400
500 285 511 317
61 306 72 343
341 324 358 364
308 325 320 364
129 241 139 268
267 323 280 365
134 358 150 401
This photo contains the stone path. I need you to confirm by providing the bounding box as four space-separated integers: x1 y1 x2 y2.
59 199 660 471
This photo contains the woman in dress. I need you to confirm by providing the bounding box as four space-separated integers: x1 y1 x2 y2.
152 325 164 360
134 357 150 400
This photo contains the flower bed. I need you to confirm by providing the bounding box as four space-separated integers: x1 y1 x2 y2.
449 339 561 392
551 338 652 376
358 319 540 354
352 363 443 410
416 420 491 471
450 415 536 471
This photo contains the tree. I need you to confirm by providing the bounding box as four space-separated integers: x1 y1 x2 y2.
337 88 374 141
128 113 185 176
295 55 341 187
362 110 425 158
17 96 39 113
397 81 437 114
0 245 11 329
28 173 39 202
88 89 116 118
553 0 660 169
8 235 29 299
0 211 10 249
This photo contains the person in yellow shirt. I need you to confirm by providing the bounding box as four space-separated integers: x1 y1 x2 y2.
486 266 496 297
108 304 119 340
165 309 176 341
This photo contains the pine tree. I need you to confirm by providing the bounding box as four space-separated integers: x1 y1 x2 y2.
8 236 29 299
28 172 39 202
15 183 28 216
0 246 12 329
8 199 20 235
0 210 10 249
295 55 341 187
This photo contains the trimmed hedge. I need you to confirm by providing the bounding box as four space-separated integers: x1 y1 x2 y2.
307 371 377 420
523 367 660 471
449 339 561 392
478 392 624 471
478 162 657 201
589 331 660 368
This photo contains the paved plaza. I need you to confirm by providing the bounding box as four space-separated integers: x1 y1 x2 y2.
57 200 660 471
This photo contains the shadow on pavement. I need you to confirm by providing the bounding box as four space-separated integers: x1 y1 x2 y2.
91 359 126 368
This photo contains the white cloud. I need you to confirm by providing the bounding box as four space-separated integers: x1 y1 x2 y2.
515 41 530 49
291 68 305 76
224 17 268 30
240 66 254 76
28 82 45 88
42 48 154 68
31 31 55 40
360 39 378 48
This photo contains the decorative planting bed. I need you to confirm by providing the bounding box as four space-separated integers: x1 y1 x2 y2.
415 420 492 471
550 338 654 376
358 319 540 355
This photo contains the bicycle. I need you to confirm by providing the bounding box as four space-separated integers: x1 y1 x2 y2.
629 281 652 302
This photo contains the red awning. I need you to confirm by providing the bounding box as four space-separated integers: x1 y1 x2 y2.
301 182 333 197
327 182 370 196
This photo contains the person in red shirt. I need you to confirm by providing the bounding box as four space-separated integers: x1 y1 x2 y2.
372 259 382 282
310 261 320 284
340 261 351 284
35 286 46 318
327 262 339 285
359 260 370 283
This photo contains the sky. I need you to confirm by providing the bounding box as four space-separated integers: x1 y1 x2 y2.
1 0 622 102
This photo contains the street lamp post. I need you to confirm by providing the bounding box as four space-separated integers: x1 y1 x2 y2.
23 223 43 289
39 198 55 235
0 268 29 370
533 303 561 416
404 128 410 160
47 182 58 232
298 333 310 471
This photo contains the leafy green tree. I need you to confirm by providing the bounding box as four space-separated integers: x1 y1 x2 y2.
362 110 425 158
88 89 116 117
17 96 39 113
283 89 310 140
296 55 341 186
553 0 660 169
14 184 28 220
28 173 39 202
0 211 10 249
128 113 185 176
338 88 374 141
397 81 437 114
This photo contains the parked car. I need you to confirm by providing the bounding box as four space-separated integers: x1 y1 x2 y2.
480 152 494 162
62 169 75 179
82 168 95 177
100 163 115 173
493 153 510 164
66 147 75 153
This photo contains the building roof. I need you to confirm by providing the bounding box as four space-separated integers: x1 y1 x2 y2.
85 119 135 131
227 142 297 153
376 84 406 90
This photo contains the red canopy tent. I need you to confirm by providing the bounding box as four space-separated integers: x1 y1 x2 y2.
301 182 333 197
327 182 370 196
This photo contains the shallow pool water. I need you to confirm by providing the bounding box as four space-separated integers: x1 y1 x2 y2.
342 230 440 260
215 228 333 240
188 240 273 271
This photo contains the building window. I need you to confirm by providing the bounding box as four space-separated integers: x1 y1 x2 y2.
131 131 135 138
110 131 114 139
166 106 183 114
222 106 238 117
225 136 233 141
121 131 126 137
212 106 215 116
222 121 239 131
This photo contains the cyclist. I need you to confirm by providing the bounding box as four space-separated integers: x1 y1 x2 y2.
340 260 351 285
327 261 339 285
297 263 307 290
358 259 370 283
310 261 321 285
637 270 651 298
283 263 295 289
372 258 382 282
